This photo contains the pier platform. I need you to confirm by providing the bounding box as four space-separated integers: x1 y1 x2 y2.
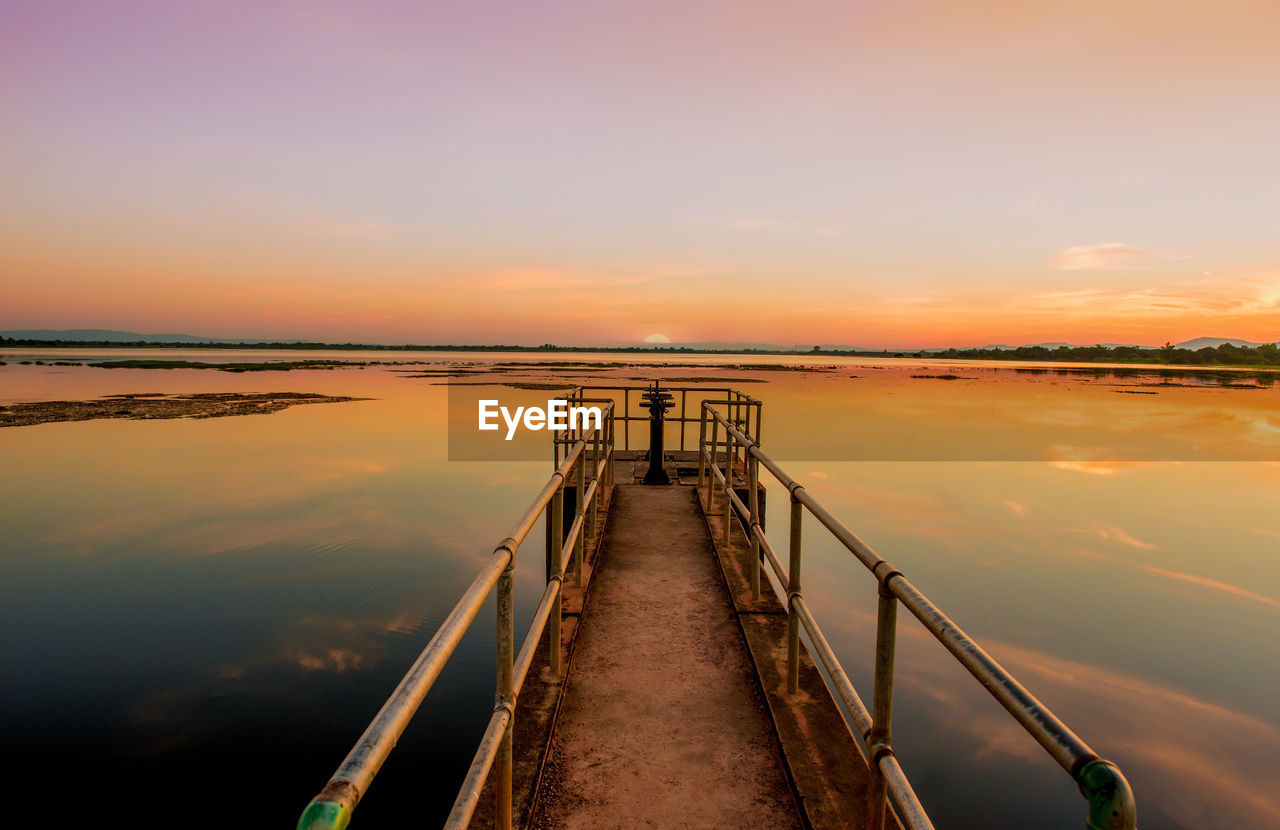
297 388 1136 830
494 450 882 829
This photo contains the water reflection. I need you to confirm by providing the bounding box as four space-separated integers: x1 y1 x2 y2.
1 352 1278 828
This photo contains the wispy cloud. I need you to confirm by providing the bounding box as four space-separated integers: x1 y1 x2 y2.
1052 242 1190 271
1143 565 1280 610
1044 446 1159 477
1001 499 1029 516
1094 523 1164 551
881 262 1280 331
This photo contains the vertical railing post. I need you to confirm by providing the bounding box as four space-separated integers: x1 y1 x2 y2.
549 484 564 675
787 493 803 694
575 445 586 584
679 389 687 451
606 405 614 492
867 571 899 830
707 416 719 509
589 426 601 541
722 418 734 546
496 554 515 830
748 447 761 599
697 404 707 492
623 389 629 451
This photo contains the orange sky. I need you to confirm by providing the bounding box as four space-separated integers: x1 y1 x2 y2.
2 0 1278 347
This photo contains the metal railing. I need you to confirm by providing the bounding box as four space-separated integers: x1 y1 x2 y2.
698 399 1138 830
296 402 616 830
561 385 761 452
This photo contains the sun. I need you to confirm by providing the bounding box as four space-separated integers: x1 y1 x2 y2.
643 333 671 344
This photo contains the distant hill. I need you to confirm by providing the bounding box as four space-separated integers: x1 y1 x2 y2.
1 329 268 344
1174 337 1275 350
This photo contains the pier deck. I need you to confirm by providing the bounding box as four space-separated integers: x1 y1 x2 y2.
532 483 802 828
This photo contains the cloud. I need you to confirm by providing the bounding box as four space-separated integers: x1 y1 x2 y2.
1044 446 1158 476
1142 565 1280 610
1052 242 1190 271
1001 499 1029 516
1093 523 1164 551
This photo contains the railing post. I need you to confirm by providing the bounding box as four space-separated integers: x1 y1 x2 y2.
590 427 601 541
623 389 629 450
679 389 687 451
496 556 515 830
606 406 615 492
748 449 761 599
697 404 707 492
722 422 733 546
575 446 586 584
867 569 899 830
549 483 564 675
787 492 802 694
707 416 719 509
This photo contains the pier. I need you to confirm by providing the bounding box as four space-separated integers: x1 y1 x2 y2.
297 387 1137 830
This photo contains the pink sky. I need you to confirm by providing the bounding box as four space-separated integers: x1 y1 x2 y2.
2 0 1278 347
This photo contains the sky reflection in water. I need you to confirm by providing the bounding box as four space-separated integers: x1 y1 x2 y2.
0 351 1277 829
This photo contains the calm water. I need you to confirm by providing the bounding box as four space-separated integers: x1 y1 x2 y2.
2 349 1278 829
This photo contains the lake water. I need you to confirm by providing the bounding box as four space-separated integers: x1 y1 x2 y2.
2 349 1278 829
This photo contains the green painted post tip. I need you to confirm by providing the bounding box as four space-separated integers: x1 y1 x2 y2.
1078 760 1138 830
296 800 352 830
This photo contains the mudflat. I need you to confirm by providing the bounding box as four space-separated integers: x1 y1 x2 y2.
0 392 370 428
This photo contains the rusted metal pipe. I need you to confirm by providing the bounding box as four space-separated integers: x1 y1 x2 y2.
792 597 872 738
549 484 564 675
575 441 586 584
748 452 760 598
496 560 514 829
879 753 935 830
867 574 899 830
443 708 511 830
707 416 719 510
787 494 802 694
722 425 733 546
697 405 707 492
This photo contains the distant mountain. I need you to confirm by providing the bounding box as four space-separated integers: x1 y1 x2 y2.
1174 337 1275 350
1 329 275 344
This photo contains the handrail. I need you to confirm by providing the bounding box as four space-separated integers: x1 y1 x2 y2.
562 385 761 452
297 402 616 830
698 400 1137 830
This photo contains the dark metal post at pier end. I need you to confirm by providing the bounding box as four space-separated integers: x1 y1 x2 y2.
640 382 673 485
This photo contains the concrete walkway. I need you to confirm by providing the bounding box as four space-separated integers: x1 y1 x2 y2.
531 484 803 829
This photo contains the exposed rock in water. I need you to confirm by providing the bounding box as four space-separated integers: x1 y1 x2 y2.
0 392 372 428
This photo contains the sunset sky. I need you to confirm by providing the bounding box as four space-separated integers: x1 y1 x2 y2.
3 0 1278 347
